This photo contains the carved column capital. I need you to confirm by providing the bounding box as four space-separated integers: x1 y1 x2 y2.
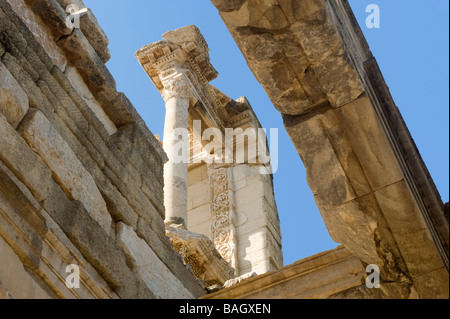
161 73 192 102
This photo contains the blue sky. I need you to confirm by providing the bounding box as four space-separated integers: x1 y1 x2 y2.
85 0 449 266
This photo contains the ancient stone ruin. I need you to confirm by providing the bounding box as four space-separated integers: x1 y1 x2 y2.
0 0 448 299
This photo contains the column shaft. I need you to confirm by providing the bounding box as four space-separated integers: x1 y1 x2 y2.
162 76 190 228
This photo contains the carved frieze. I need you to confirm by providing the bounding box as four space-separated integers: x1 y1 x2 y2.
208 165 238 273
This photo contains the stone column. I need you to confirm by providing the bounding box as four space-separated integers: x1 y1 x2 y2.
161 72 192 228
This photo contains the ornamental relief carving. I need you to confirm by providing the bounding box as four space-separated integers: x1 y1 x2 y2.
213 193 229 211
208 166 238 273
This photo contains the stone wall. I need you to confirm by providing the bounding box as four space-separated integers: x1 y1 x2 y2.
188 162 283 277
0 0 205 299
231 164 282 275
188 164 211 237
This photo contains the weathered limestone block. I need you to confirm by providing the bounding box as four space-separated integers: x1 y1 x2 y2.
203 246 366 299
39 208 120 299
135 218 207 298
328 282 416 299
218 0 291 30
374 181 447 278
102 163 164 227
37 73 90 135
311 47 363 107
223 272 257 288
1 214 70 299
41 181 151 299
282 104 414 283
58 0 111 62
110 123 163 180
79 9 111 62
212 0 364 115
235 31 312 114
57 28 118 118
166 226 235 287
0 236 51 299
0 114 51 202
109 123 164 203
23 0 72 40
410 267 449 299
4 0 67 70
0 63 29 128
1 51 52 122
56 0 111 62
116 222 194 299
18 109 112 235
64 66 117 135
283 112 357 206
110 93 168 163
210 0 247 13
0 176 47 287
0 7 30 56
0 24 40 83
34 77 107 173
100 183 139 228
0 282 13 299
0 164 109 299
315 194 410 282
335 95 404 191
49 66 108 143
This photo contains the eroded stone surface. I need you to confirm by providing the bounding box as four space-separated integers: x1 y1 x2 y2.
116 222 194 299
18 109 112 235
213 0 364 115
0 63 29 128
5 0 67 70
202 246 366 299
0 236 50 299
223 272 257 288
166 226 235 287
0 114 51 202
